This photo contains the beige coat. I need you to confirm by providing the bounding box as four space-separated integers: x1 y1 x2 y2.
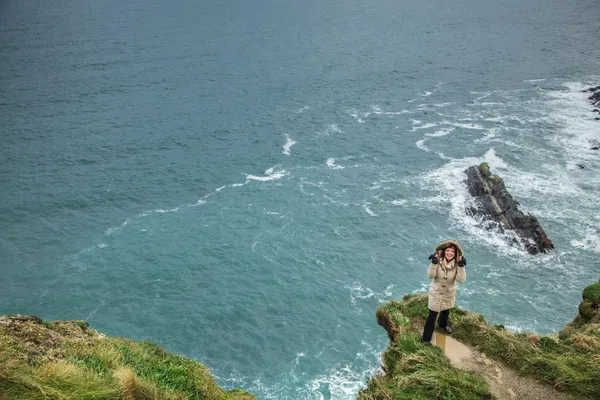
427 240 467 312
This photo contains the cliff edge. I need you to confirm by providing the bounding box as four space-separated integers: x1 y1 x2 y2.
358 280 600 399
0 316 255 400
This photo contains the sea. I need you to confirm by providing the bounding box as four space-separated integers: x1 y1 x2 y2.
1 0 600 398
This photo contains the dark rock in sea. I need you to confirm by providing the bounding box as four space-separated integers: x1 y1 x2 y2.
585 86 600 109
576 164 585 169
582 85 600 93
464 163 554 254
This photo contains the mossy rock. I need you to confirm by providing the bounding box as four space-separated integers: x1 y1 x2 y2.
578 300 596 322
582 282 600 304
480 162 490 176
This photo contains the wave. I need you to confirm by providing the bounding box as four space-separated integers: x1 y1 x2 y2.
283 135 297 156
326 158 345 169
246 168 288 182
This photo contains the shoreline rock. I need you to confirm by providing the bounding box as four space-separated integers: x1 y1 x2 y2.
583 85 600 125
464 162 554 254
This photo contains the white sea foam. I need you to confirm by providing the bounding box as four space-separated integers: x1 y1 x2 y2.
328 124 342 133
371 105 412 115
448 122 485 130
415 139 430 152
104 218 131 236
216 339 384 400
417 102 455 109
571 233 600 253
544 82 600 159
471 91 491 101
364 206 377 217
411 123 438 130
348 110 369 123
282 135 297 156
424 127 455 137
391 199 407 205
246 168 287 182
345 282 394 306
318 124 344 136
483 148 508 169
326 158 345 169
411 119 422 125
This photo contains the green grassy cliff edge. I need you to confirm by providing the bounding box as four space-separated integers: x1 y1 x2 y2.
358 280 600 400
0 316 255 400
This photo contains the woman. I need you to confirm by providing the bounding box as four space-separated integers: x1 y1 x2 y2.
422 240 467 346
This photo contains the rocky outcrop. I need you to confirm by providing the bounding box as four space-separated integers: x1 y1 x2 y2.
584 85 600 108
464 163 554 254
583 86 600 125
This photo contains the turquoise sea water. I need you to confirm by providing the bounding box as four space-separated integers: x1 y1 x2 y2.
2 0 600 398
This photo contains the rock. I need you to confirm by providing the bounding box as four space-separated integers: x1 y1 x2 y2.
464 163 554 254
585 86 600 115
576 164 585 169
582 85 600 92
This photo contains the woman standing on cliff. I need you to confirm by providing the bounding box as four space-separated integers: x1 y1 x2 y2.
422 240 467 346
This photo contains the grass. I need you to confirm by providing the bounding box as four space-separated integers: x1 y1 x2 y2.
366 280 600 400
357 297 492 400
0 315 255 400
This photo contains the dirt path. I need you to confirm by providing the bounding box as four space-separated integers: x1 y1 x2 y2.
431 332 580 400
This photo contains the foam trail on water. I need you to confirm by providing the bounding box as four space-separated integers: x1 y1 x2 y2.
246 167 287 182
282 135 297 156
326 158 345 169
415 139 430 152
363 206 377 217
425 127 455 137
348 109 369 123
371 105 412 115
411 123 438 131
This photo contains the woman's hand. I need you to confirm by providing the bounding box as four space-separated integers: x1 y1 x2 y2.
458 255 466 267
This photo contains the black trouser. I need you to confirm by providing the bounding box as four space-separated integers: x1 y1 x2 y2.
422 309 449 342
